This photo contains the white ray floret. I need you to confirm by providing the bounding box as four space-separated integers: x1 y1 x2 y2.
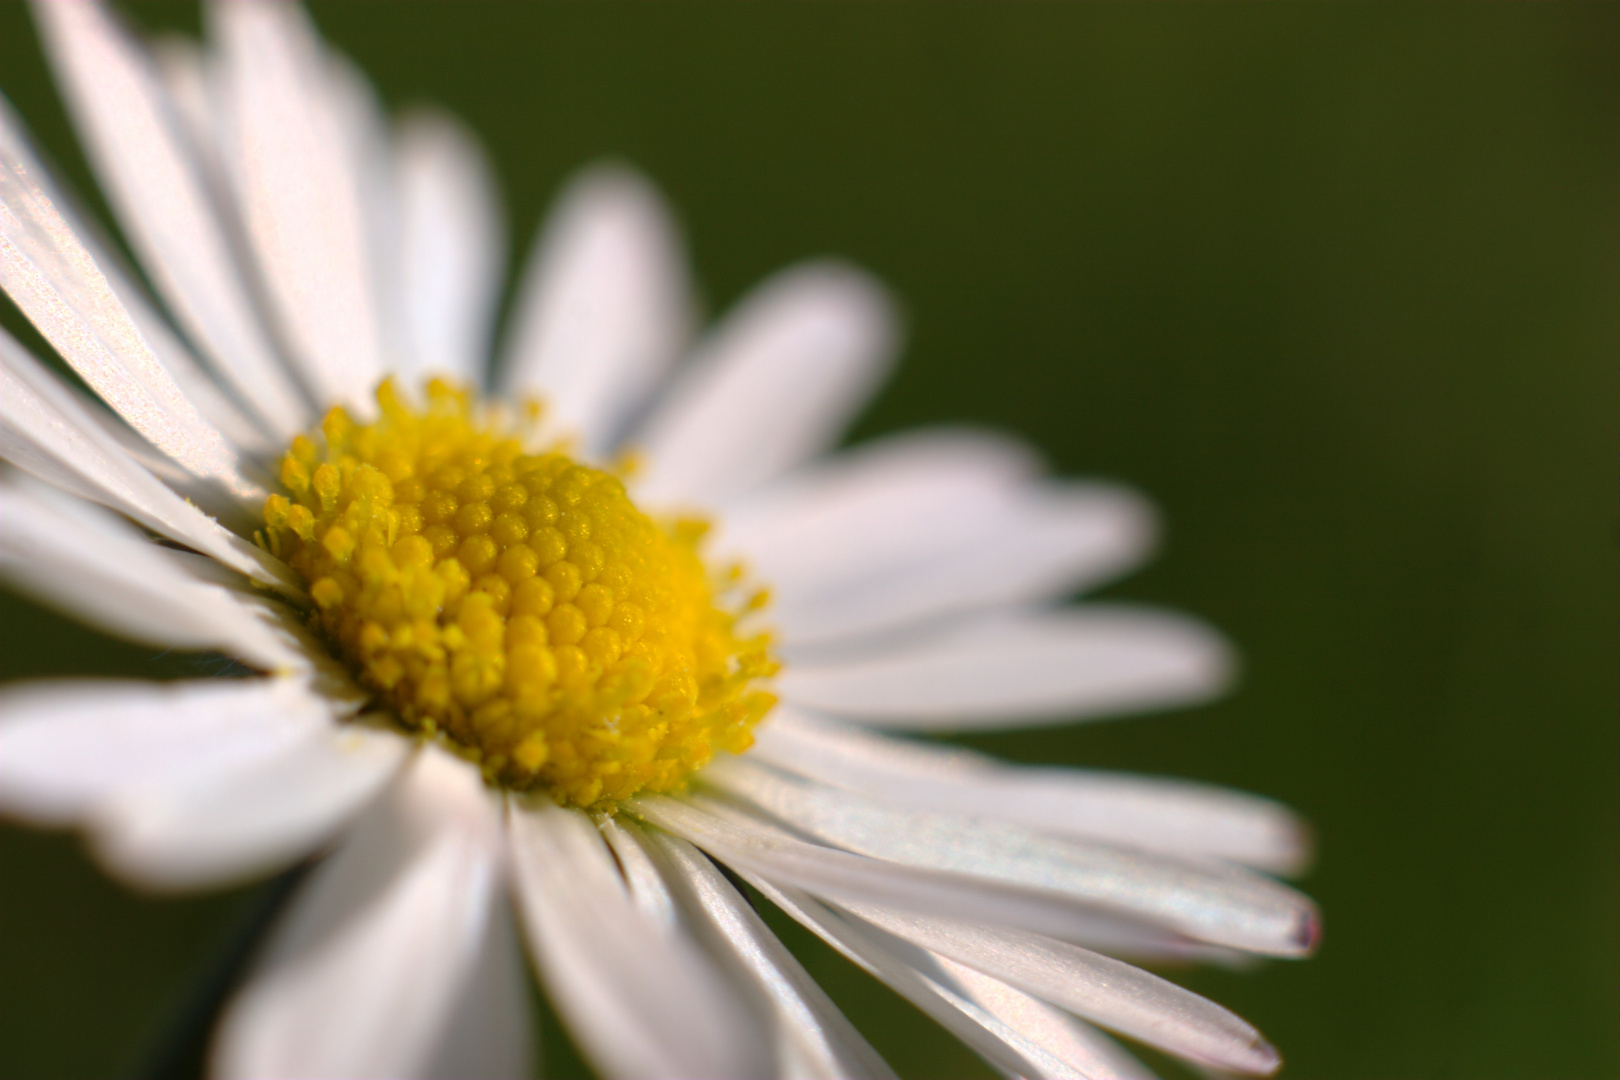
502 165 692 456
752 707 1307 873
776 607 1234 729
32 0 310 440
214 748 519 1079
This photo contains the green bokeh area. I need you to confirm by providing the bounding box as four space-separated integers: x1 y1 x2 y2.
0 3 1612 1078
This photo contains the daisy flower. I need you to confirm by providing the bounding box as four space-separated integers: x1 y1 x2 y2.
0 2 1318 1078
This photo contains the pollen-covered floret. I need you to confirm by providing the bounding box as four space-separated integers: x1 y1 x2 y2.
261 378 777 809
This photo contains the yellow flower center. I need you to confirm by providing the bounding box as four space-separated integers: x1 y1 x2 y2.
260 378 776 809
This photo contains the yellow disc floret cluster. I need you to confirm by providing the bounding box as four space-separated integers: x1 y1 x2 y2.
260 379 777 809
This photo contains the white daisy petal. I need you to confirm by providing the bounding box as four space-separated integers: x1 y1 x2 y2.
0 475 306 670
753 708 1308 874
842 903 1281 1075
0 328 301 593
215 748 512 1079
742 876 1047 1080
507 798 772 1080
93 714 404 891
718 431 1155 648
0 676 346 825
776 607 1234 730
703 759 1318 958
635 794 1210 957
501 165 691 456
210 0 388 414
934 957 1156 1080
32 0 310 441
632 261 899 507
624 821 898 1080
418 897 533 1080
394 109 505 388
0 96 259 485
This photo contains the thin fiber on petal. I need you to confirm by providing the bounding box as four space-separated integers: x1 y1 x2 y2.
0 475 305 670
777 607 1233 730
394 109 504 388
705 759 1318 957
0 327 301 593
501 165 691 456
753 707 1308 874
620 821 897 1080
32 0 310 440
210 0 388 414
0 95 260 486
632 260 899 508
507 798 772 1080
215 748 516 1079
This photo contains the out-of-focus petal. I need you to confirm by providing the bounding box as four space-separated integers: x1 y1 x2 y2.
632 261 899 508
214 748 514 1078
0 328 300 593
32 0 310 441
501 165 691 457
777 607 1233 730
507 798 771 1080
704 759 1318 958
718 430 1155 648
91 714 406 891
394 109 504 388
0 676 352 825
0 475 306 670
209 0 389 414
753 708 1308 874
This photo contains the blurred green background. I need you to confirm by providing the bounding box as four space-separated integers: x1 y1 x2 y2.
0 3 1613 1078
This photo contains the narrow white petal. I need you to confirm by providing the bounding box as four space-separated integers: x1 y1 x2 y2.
843 903 1281 1074
0 96 260 487
33 0 310 440
742 876 1047 1079
215 748 513 1079
507 798 772 1080
394 109 504 388
704 759 1318 957
621 821 896 1080
753 708 1308 874
936 958 1156 1080
501 165 691 456
93 715 405 891
0 476 307 670
632 261 899 508
210 0 388 413
0 328 301 593
634 794 1206 954
419 897 533 1080
777 607 1234 730
716 430 1155 647
599 816 682 932
0 676 354 825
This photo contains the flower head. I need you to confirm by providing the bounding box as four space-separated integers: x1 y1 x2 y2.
0 2 1317 1077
